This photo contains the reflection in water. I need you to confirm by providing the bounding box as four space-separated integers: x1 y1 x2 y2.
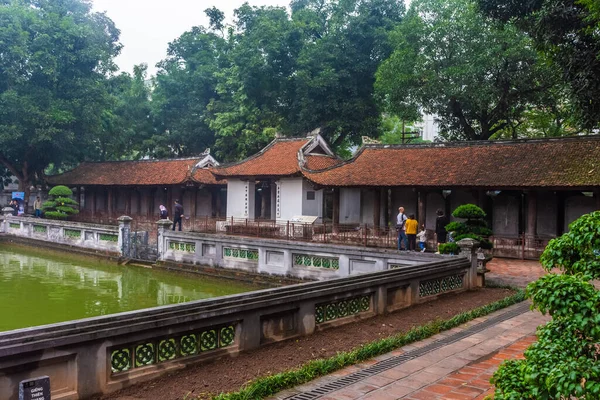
0 245 258 332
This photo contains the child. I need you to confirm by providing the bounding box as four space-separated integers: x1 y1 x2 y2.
417 224 427 252
405 214 418 251
159 204 168 219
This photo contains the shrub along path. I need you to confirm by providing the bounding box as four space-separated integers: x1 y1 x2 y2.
98 288 517 400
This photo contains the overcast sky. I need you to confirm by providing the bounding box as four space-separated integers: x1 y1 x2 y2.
92 0 290 76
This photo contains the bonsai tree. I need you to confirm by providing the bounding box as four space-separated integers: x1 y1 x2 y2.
445 204 493 248
42 185 79 220
491 211 600 399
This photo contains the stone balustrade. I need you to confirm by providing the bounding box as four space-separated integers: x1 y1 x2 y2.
0 211 121 254
0 255 474 399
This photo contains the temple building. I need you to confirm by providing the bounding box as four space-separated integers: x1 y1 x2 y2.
47 150 226 228
211 133 341 221
48 134 600 258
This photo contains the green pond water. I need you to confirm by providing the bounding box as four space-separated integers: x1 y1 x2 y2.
0 244 260 332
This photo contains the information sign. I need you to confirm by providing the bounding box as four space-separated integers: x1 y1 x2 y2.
19 376 50 400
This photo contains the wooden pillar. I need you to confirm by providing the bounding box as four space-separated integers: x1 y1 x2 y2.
478 189 493 229
136 188 142 218
76 187 81 210
556 191 565 236
91 189 97 218
167 186 173 215
373 188 381 229
384 188 390 229
148 188 156 218
107 188 113 219
215 188 222 217
526 191 537 237
417 189 427 229
333 188 340 232
191 187 198 218
126 189 132 216
261 187 268 219
595 189 600 210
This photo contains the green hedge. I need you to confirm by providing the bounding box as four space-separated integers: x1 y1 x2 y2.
212 289 526 400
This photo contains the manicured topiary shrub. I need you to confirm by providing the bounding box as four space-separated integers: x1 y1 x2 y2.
438 242 460 255
491 211 600 399
445 204 493 249
42 185 79 219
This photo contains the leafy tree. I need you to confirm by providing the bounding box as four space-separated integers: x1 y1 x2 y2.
376 0 561 141
98 64 153 160
154 0 407 160
207 4 297 161
150 24 228 158
42 185 79 220
492 211 600 399
478 0 600 130
0 0 121 204
288 0 406 148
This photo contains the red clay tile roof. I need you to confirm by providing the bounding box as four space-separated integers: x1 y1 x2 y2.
303 136 600 188
48 158 221 186
212 138 311 178
304 155 343 170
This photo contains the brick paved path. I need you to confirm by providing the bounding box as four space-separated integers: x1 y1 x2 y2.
485 258 546 288
270 303 549 400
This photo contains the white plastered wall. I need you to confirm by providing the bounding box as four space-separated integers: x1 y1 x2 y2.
227 179 256 219
302 179 323 220
276 177 303 221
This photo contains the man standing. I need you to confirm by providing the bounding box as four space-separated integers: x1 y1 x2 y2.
396 206 408 251
172 199 184 231
34 196 42 218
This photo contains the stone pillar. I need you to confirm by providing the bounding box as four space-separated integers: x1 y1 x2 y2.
117 216 133 258
457 238 480 289
417 189 427 229
1 207 13 233
526 191 537 236
156 219 173 261
373 188 381 229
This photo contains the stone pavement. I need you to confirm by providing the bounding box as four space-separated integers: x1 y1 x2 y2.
485 258 546 288
270 303 549 400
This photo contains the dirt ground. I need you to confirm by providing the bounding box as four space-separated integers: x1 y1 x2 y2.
97 287 515 400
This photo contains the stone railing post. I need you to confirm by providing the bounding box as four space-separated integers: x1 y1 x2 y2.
1 207 14 233
457 238 480 289
118 216 133 258
156 219 173 260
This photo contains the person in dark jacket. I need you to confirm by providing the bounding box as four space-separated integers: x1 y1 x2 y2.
172 200 184 231
435 208 448 249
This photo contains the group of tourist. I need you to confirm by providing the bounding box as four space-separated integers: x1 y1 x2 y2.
158 199 185 231
6 196 43 217
396 207 449 252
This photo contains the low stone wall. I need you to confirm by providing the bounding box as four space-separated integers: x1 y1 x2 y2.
0 256 475 400
158 222 448 280
0 215 121 255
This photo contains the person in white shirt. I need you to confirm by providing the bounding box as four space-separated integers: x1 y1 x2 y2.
396 206 408 251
